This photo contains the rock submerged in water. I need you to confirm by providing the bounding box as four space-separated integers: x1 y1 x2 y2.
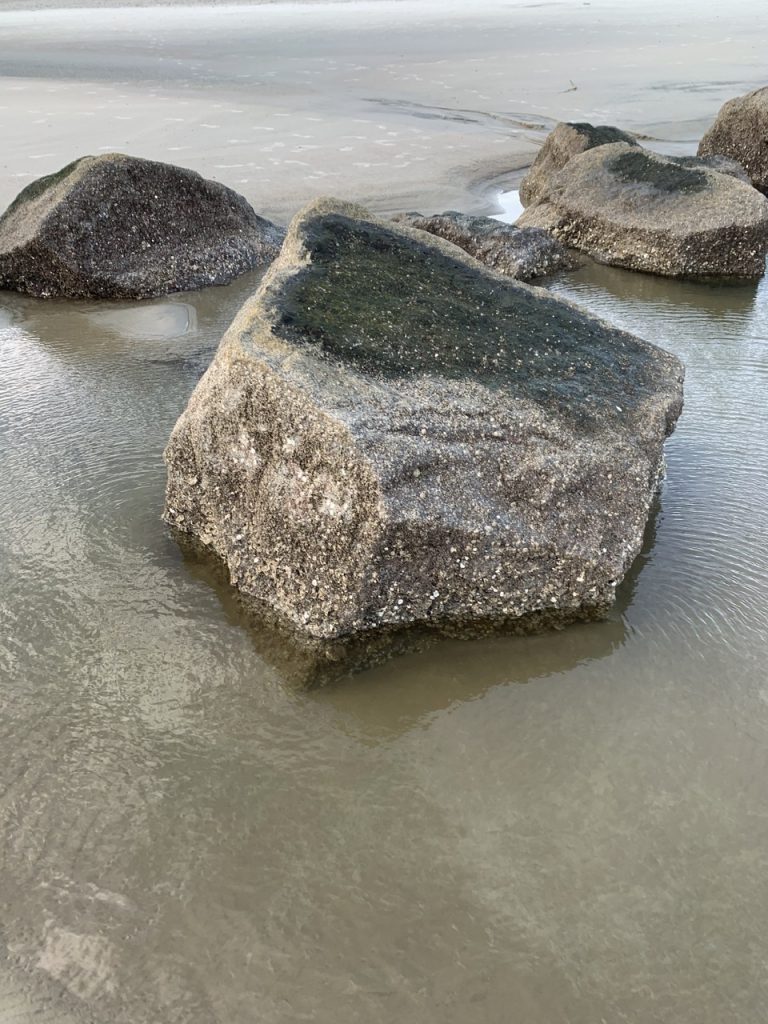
0 153 285 299
519 122 640 207
519 142 768 278
164 197 683 643
698 87 768 194
392 211 575 280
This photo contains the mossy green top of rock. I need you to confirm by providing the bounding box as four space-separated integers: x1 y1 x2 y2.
568 123 638 149
608 149 707 194
266 208 667 430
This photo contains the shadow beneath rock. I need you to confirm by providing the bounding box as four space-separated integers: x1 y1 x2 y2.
0 266 267 366
558 255 763 315
174 525 638 698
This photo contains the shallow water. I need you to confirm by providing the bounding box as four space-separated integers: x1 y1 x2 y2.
2 251 768 1023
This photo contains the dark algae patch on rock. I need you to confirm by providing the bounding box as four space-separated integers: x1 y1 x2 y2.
0 153 285 299
608 149 707 194
274 214 655 427
164 198 683 645
519 121 639 207
519 142 768 279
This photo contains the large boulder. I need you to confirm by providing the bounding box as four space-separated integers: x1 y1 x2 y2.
164 198 683 643
0 154 285 299
518 142 768 278
519 122 639 207
698 87 768 193
393 211 575 280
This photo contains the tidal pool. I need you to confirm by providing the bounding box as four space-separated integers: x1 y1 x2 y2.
1 255 768 1023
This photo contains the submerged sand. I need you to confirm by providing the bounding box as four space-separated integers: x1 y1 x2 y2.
1 0 767 224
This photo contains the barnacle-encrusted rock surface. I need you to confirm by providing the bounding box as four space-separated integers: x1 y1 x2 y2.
164 197 684 642
698 87 768 193
518 142 768 278
393 211 575 280
671 153 750 183
519 121 639 207
0 153 285 299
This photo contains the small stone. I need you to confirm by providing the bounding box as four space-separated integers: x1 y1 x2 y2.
392 210 575 281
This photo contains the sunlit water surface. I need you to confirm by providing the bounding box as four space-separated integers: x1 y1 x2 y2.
2 253 768 1023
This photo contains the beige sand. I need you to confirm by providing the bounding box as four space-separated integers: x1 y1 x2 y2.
0 0 766 225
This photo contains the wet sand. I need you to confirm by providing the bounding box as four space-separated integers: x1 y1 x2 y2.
1 0 767 224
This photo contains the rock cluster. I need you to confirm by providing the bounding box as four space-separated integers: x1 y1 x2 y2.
519 141 768 278
164 198 684 643
0 153 284 299
393 210 575 280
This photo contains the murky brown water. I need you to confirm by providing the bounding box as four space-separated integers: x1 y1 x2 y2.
2 250 768 1022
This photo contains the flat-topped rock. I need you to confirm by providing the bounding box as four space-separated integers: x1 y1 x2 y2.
698 87 768 193
393 211 575 280
0 154 285 299
520 122 639 207
164 198 683 643
518 142 768 278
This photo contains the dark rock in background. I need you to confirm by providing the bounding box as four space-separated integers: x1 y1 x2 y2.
519 142 768 278
393 211 576 280
0 153 285 299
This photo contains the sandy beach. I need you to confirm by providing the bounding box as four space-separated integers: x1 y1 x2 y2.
1 0 767 224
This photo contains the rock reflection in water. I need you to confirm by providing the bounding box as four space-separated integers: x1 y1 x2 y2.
175 523 636 693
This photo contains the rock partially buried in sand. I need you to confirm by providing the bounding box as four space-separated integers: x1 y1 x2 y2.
164 197 683 642
0 154 285 299
698 87 768 194
519 121 640 207
519 142 768 278
393 211 576 280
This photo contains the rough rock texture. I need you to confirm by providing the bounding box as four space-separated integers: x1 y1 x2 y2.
392 211 576 280
671 153 750 183
518 142 768 278
0 153 285 299
698 87 768 193
164 197 684 642
519 122 639 207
